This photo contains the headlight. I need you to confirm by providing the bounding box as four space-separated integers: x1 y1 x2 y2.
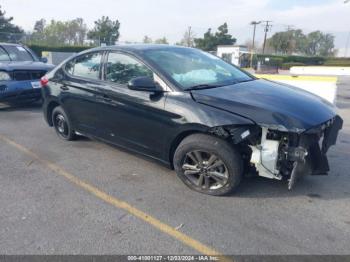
0 71 11 81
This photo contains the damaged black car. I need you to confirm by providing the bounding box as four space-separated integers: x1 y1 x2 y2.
41 45 343 196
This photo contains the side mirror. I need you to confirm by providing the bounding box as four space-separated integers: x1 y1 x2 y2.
40 57 48 63
128 76 162 92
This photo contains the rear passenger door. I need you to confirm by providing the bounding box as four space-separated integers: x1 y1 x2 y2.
61 51 104 136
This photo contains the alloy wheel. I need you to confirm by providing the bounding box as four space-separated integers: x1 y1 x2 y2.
182 150 229 190
54 113 69 138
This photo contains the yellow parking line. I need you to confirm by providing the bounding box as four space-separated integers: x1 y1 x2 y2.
0 134 231 260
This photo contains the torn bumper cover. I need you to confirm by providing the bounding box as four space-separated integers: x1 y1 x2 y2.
287 115 343 189
224 115 344 190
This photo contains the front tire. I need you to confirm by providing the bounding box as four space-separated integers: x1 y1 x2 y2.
52 106 76 141
173 134 243 196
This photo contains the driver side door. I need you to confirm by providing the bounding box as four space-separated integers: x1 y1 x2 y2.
94 51 169 159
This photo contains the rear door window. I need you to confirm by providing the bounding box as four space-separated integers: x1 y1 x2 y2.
66 52 103 80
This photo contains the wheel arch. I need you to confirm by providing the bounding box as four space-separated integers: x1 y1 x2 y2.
167 122 260 168
168 128 207 169
46 100 61 126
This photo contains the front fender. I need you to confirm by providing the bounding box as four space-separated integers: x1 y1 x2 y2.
162 92 255 163
164 92 255 128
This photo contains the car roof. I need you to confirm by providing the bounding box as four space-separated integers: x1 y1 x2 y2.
83 44 190 54
0 42 23 47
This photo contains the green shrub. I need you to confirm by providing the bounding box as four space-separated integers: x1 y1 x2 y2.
267 57 283 67
27 44 94 57
256 54 325 66
323 58 350 67
281 62 306 70
282 55 325 65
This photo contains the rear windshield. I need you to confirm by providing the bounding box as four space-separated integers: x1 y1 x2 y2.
0 45 36 62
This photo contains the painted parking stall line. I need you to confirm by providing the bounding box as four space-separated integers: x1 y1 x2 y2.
0 133 233 261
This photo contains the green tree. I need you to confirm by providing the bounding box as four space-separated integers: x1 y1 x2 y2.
33 19 45 34
215 23 236 46
30 18 87 46
31 19 46 43
65 18 87 45
88 16 120 45
266 29 334 56
305 31 334 56
267 31 290 54
41 20 67 45
194 23 236 51
0 5 23 42
154 37 168 44
194 28 216 51
178 27 196 47
267 29 306 55
143 35 152 43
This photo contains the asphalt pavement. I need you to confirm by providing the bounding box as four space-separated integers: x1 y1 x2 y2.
0 77 349 255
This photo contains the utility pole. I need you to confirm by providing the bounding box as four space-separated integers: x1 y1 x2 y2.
251 21 261 50
285 25 295 54
285 25 294 31
345 0 350 56
186 26 194 47
345 32 350 57
262 21 272 54
250 21 261 68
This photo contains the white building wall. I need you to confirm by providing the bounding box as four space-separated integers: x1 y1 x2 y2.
217 46 246 66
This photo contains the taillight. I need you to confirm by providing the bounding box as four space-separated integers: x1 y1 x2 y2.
40 76 49 87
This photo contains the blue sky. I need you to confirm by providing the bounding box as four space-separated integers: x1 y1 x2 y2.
1 0 349 56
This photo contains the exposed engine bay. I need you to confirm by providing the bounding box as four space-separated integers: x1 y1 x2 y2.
210 115 343 189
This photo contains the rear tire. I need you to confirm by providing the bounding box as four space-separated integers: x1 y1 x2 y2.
52 106 76 141
173 134 242 196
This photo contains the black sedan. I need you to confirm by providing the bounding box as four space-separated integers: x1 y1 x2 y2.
0 43 54 105
41 44 342 196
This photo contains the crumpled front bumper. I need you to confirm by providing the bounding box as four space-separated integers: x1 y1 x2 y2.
288 115 343 189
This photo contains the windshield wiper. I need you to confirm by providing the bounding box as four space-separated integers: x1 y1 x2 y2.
184 84 224 91
184 78 255 91
236 78 255 84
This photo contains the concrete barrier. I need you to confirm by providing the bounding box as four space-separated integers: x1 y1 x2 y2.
290 66 350 76
254 74 338 104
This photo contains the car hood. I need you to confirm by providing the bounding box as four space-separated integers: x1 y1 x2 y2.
191 79 337 133
0 61 55 71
